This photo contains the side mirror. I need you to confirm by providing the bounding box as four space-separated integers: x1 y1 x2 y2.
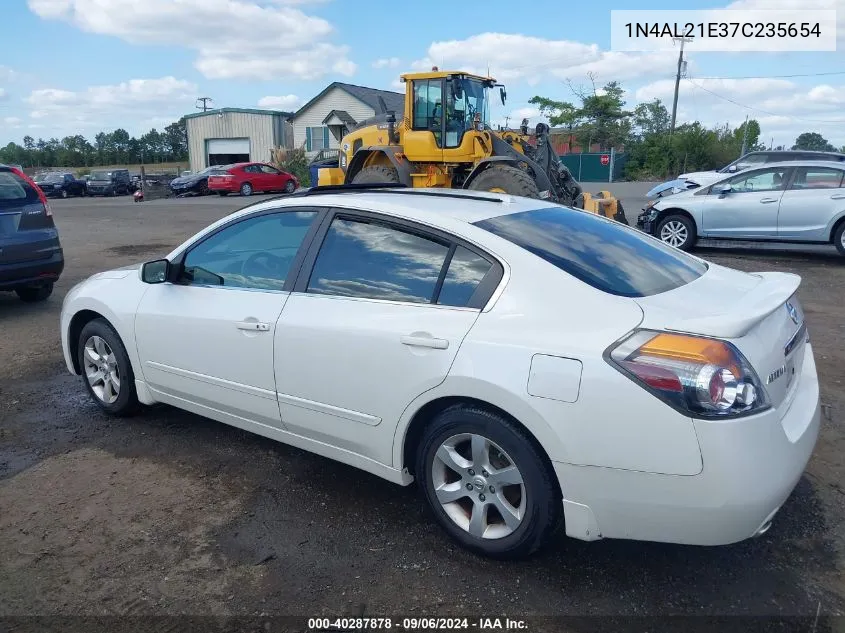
500 87 507 106
141 259 171 284
719 184 732 195
727 164 739 172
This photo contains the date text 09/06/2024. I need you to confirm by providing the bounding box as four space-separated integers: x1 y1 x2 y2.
624 22 822 39
306 617 528 630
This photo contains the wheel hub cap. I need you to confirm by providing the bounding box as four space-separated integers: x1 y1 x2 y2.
83 335 121 405
431 433 526 540
661 221 688 247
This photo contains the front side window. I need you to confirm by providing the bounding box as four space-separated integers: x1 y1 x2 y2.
475 207 707 298
181 210 318 291
307 217 450 303
728 168 789 193
789 167 844 190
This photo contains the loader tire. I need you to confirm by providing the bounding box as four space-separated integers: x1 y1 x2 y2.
351 165 400 185
468 165 540 198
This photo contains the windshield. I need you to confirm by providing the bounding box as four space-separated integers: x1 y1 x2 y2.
36 173 63 183
441 77 490 149
475 206 707 297
90 171 112 180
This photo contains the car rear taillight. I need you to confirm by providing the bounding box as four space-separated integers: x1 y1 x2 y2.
607 330 768 418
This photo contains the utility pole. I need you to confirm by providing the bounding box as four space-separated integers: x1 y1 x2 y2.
503 115 510 129
670 37 693 134
739 114 750 157
196 97 213 112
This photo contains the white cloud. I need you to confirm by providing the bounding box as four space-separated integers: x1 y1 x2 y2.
257 94 302 110
0 88 8 101
412 33 676 86
4 117 22 125
27 0 355 81
24 77 197 133
635 76 845 146
373 57 401 69
0 67 16 82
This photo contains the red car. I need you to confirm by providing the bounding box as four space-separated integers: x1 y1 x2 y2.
207 162 299 197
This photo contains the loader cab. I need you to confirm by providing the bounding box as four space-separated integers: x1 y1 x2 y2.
402 70 500 162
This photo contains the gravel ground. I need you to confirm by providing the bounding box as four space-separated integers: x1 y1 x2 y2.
1 187 843 630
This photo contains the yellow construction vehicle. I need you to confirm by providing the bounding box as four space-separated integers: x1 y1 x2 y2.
318 68 626 223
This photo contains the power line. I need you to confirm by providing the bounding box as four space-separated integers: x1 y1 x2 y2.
684 77 845 125
692 70 845 80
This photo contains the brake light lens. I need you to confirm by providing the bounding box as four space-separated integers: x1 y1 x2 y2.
11 167 52 216
608 330 768 418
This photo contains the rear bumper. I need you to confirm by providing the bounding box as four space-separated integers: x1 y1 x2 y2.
556 343 821 545
0 249 64 289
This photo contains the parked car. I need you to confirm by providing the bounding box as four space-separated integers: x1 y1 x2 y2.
33 171 87 198
0 164 63 302
648 150 845 198
60 187 819 558
87 169 132 196
207 162 298 197
170 166 228 197
638 160 845 255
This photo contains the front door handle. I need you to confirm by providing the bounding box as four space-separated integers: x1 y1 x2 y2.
400 334 449 350
235 320 270 332
759 197 779 203
830 193 845 200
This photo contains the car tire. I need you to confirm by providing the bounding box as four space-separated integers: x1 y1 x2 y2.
834 221 845 256
217 191 228 197
240 182 253 196
284 180 296 194
60 189 68 199
415 404 562 560
656 213 696 251
15 283 53 303
77 318 139 417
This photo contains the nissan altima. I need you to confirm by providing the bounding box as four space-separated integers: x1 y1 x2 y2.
60 187 821 559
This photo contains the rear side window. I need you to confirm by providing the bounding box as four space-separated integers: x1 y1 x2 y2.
0 170 41 207
307 217 450 303
475 207 707 297
437 246 493 307
789 167 844 190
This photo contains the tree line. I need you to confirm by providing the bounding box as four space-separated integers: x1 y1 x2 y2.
0 118 188 169
529 79 844 180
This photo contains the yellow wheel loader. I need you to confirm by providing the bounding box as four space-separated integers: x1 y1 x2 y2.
318 68 627 224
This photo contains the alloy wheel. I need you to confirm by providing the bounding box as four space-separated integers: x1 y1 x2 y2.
431 433 526 539
83 335 121 404
660 220 688 248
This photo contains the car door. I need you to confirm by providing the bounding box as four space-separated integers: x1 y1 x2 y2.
777 166 845 240
134 207 324 429
273 210 503 465
259 164 284 191
701 166 791 238
242 164 262 191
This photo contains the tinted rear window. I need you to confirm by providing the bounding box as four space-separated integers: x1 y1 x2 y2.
0 170 41 207
474 207 707 297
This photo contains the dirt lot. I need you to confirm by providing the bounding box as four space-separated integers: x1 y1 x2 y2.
1 188 844 628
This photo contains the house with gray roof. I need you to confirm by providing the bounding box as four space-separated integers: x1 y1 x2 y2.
291 82 405 156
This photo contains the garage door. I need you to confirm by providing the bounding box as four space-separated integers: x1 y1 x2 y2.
207 138 250 166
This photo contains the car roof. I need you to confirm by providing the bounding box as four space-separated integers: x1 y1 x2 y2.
228 188 559 225
750 160 845 170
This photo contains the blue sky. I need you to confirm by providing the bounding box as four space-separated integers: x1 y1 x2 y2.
1 0 844 148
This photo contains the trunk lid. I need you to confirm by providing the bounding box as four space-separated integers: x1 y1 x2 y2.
635 264 807 411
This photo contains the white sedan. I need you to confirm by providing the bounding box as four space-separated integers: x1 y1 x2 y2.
61 187 821 559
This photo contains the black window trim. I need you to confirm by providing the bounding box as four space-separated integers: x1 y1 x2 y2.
167 205 330 292
291 207 505 311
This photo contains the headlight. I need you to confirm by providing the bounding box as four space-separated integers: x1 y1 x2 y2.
53 184 62 188
607 330 769 419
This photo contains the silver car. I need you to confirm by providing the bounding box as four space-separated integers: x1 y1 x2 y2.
637 161 845 256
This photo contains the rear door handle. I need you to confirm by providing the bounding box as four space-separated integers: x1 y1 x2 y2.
400 334 449 350
235 321 270 331
759 197 779 203
830 193 845 200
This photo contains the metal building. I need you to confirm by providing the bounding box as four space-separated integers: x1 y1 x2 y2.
184 108 293 173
